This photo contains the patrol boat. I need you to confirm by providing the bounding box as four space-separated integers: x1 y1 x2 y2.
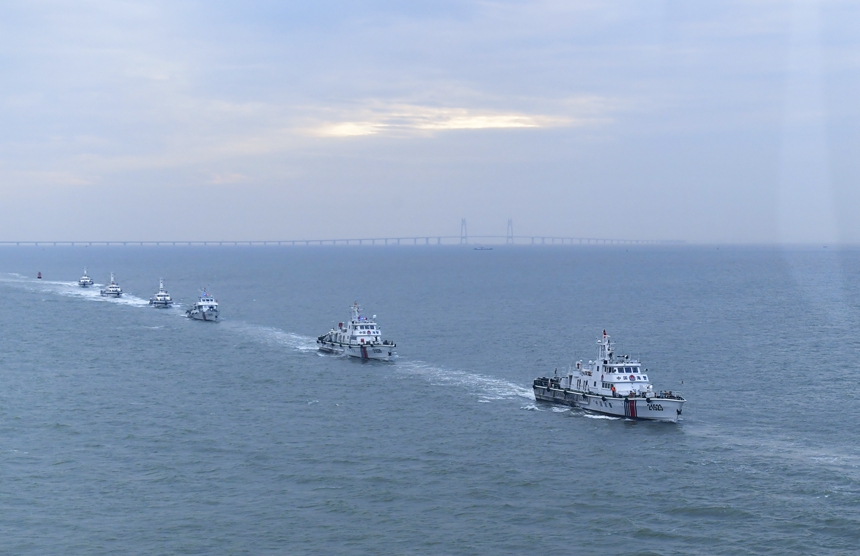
100 273 122 297
78 267 94 288
149 278 173 308
533 331 685 422
186 288 219 321
317 302 396 361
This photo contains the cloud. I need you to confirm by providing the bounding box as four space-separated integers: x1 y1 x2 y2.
307 100 610 137
313 121 384 137
1 1 858 242
209 172 251 184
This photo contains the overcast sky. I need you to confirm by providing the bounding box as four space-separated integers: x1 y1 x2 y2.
1 0 858 243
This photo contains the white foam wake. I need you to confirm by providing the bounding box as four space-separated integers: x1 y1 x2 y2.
222 321 319 352
0 274 317 345
1 274 151 307
396 360 535 402
583 413 621 420
2 273 534 406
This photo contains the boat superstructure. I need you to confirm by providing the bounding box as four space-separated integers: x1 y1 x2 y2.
533 331 685 422
78 267 94 288
100 273 122 297
186 288 219 321
149 278 173 308
317 302 396 361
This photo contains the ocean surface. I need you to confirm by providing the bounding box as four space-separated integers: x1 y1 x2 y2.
1 245 859 555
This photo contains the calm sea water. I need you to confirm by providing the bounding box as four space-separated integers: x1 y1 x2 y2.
1 246 859 555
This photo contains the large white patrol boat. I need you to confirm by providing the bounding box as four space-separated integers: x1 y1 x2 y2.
533 331 685 422
317 303 396 361
186 288 219 321
100 273 122 297
149 278 173 308
78 267 94 288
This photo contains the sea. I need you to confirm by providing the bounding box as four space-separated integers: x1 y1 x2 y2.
1 245 858 555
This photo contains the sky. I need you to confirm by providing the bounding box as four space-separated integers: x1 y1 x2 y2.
0 0 858 243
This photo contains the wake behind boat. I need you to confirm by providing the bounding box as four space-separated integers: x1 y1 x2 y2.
317 302 396 361
100 273 122 297
186 288 219 321
78 267 94 288
533 331 685 422
149 278 173 308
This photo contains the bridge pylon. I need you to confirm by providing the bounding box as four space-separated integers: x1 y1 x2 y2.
506 219 514 244
460 218 468 244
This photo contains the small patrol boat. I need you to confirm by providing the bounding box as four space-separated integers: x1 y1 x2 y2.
186 288 219 321
78 267 94 288
317 302 396 361
100 273 123 297
149 278 173 308
533 331 685 422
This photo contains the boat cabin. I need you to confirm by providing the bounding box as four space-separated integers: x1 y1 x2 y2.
552 332 664 399
196 297 217 310
320 303 392 347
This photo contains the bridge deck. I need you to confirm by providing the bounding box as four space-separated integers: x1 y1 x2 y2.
0 236 684 247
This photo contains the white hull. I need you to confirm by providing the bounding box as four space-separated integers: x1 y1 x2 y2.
101 273 121 297
318 341 393 361
534 385 684 422
187 309 219 321
150 279 172 308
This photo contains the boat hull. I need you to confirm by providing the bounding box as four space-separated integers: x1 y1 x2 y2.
533 385 683 422
317 340 394 361
187 309 219 321
150 301 173 308
100 292 121 297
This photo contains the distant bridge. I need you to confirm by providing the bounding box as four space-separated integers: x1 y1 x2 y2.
0 236 683 247
0 218 684 247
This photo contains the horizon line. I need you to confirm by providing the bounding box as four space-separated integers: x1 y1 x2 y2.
0 235 685 247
